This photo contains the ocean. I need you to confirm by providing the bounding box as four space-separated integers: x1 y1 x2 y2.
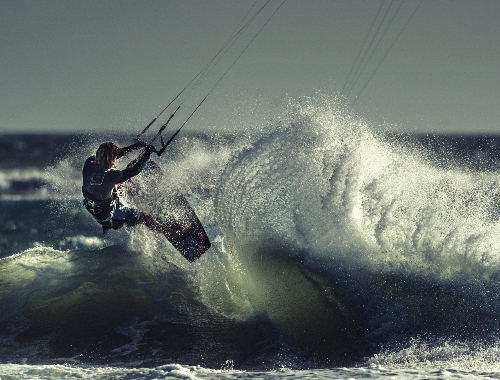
1 98 500 379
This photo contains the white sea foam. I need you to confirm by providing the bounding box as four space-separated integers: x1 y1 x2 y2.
2 97 500 373
0 160 81 201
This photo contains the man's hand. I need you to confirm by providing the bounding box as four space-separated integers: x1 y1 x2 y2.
145 144 158 154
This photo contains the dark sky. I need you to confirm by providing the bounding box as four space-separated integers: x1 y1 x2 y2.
2 0 499 134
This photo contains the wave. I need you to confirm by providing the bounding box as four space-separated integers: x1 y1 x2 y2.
2 96 500 370
217 96 500 278
0 168 54 200
0 245 324 369
0 162 81 201
212 96 500 359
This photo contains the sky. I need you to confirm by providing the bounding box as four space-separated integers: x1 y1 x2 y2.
1 0 500 135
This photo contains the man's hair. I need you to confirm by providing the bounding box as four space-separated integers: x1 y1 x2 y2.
95 142 124 170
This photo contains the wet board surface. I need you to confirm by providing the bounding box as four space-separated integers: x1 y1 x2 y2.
129 160 211 262
158 193 211 262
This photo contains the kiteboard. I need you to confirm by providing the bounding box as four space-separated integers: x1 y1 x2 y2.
129 160 210 262
158 193 211 262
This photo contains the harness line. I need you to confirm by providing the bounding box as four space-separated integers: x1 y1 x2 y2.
340 0 423 106
136 0 275 142
350 0 423 107
144 0 285 157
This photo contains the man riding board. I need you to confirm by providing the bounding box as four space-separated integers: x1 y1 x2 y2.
81 140 170 236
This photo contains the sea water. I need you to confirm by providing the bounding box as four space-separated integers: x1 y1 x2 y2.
2 97 500 379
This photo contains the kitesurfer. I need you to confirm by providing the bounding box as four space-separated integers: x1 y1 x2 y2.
82 141 171 236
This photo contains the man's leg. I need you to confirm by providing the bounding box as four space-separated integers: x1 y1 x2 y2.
138 211 177 236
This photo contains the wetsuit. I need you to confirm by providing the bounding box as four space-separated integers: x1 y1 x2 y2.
82 144 152 232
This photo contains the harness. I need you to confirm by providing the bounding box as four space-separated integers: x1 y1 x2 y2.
81 185 118 231
82 185 138 235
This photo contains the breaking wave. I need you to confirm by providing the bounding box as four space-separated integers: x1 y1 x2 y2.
2 96 500 371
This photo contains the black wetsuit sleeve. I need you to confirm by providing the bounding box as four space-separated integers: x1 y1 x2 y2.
112 150 153 183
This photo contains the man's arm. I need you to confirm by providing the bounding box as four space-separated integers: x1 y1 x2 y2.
120 140 147 156
114 145 156 183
